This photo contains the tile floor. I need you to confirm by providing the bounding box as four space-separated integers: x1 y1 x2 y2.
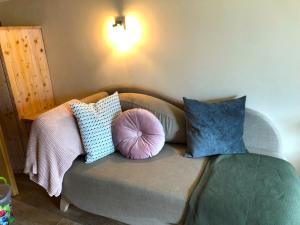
12 174 127 225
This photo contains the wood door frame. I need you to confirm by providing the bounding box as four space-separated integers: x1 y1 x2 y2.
0 46 27 173
0 125 18 196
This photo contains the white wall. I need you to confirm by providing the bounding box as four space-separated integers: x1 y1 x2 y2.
120 0 300 172
0 0 299 173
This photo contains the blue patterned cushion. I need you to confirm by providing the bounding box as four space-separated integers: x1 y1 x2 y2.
183 96 247 158
71 92 122 163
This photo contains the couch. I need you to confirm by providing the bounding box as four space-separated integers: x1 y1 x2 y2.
60 87 281 225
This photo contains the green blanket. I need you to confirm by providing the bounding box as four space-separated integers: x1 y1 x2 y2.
185 154 300 225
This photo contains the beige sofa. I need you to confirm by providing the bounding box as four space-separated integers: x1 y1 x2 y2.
61 87 281 225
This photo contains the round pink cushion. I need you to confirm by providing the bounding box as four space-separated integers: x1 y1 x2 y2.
112 108 165 159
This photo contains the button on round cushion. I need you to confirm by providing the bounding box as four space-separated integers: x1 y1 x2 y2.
112 108 165 159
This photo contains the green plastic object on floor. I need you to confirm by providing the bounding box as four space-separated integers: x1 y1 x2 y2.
0 177 14 225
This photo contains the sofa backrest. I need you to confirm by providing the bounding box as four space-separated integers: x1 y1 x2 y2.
84 85 281 157
119 93 186 144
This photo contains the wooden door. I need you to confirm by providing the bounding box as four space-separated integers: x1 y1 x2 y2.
0 27 55 172
0 27 55 119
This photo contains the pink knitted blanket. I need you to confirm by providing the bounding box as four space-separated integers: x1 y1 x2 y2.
24 100 84 197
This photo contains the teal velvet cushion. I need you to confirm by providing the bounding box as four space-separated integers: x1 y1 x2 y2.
71 92 122 163
183 96 247 158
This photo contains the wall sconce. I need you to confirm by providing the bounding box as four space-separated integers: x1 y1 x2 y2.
113 16 126 29
108 16 141 52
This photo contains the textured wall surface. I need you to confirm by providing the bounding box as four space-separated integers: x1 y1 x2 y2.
0 0 299 173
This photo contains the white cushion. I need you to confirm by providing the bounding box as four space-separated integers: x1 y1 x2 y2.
71 92 121 163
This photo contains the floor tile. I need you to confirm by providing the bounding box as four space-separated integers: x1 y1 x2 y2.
13 199 62 225
57 218 82 225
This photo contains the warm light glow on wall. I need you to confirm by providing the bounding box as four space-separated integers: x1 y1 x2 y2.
108 16 141 52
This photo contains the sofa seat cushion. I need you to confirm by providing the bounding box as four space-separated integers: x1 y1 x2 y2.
62 144 207 225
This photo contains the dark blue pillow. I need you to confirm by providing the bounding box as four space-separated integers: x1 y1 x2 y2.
183 96 247 158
